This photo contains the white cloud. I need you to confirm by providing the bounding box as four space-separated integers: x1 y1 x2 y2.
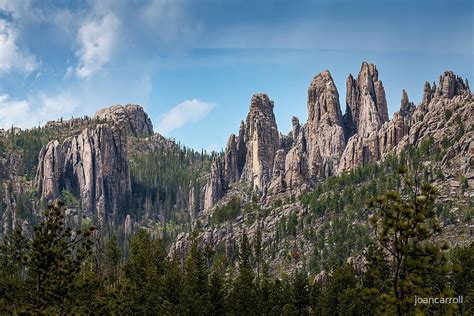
74 13 120 78
156 99 215 135
0 19 38 73
0 92 79 129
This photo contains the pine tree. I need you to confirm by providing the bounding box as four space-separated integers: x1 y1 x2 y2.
104 234 121 289
0 226 30 313
161 255 184 314
209 256 227 315
182 232 211 314
123 229 166 313
450 243 474 314
233 231 257 314
292 269 310 314
28 201 95 313
367 166 453 315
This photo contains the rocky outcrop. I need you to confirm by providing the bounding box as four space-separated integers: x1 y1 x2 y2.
306 70 346 178
241 93 280 191
422 82 435 106
377 90 415 156
35 104 156 224
95 104 154 136
284 131 309 192
435 71 470 99
37 123 131 225
402 72 472 179
203 63 472 211
343 62 389 139
224 134 242 183
36 140 62 200
338 63 389 172
203 157 227 211
268 149 286 194
203 94 280 208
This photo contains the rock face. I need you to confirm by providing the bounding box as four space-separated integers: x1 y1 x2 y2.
35 105 152 225
203 62 472 211
203 94 281 208
37 123 131 225
284 130 308 192
343 62 388 139
241 94 280 191
306 70 346 178
435 71 470 99
338 63 389 171
203 158 227 211
95 104 154 136
377 90 415 156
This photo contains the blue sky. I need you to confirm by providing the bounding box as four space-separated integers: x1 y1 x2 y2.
0 0 472 151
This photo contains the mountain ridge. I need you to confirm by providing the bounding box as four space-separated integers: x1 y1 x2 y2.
0 62 471 272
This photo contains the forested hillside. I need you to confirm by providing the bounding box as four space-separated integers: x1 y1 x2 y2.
1 161 472 314
0 65 472 314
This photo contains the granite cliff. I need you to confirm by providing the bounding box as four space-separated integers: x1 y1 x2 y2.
36 104 153 225
202 63 472 212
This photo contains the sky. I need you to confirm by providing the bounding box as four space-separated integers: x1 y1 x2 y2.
0 0 472 151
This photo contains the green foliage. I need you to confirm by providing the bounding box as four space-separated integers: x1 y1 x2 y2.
61 188 80 209
232 231 258 314
0 127 55 179
0 138 470 314
211 197 241 224
129 144 211 225
309 218 369 273
449 244 474 314
104 234 122 289
0 201 95 314
367 166 454 315
123 229 167 313
182 233 212 314
27 201 95 313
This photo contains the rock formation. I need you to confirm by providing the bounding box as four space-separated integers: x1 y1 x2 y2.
338 62 389 171
343 62 389 139
37 123 131 225
95 104 154 136
203 157 227 211
377 90 415 156
198 63 472 212
241 93 280 191
35 105 153 225
306 70 346 178
203 93 280 208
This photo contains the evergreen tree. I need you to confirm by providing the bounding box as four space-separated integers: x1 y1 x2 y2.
292 269 310 315
320 265 359 315
0 226 30 313
27 201 95 313
233 231 257 314
161 255 184 313
450 243 474 314
182 233 212 314
367 166 453 315
209 256 227 315
123 229 166 313
104 234 122 289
